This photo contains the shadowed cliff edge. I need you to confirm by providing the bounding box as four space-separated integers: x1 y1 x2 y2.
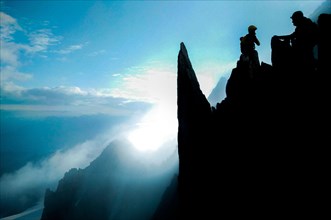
154 13 330 219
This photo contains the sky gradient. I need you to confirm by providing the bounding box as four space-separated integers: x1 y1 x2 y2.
1 0 329 170
1 1 329 114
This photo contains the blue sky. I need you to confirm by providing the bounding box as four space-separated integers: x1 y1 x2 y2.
1 1 329 113
1 0 330 154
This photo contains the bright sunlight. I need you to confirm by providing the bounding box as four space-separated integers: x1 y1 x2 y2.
128 104 177 151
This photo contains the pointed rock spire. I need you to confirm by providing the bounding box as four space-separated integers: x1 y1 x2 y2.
177 42 203 93
177 42 211 121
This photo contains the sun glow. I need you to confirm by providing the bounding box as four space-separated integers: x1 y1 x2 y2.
128 104 177 151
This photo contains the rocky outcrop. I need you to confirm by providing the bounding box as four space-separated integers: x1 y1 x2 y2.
154 13 330 219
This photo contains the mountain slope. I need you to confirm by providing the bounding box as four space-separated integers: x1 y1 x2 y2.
41 139 178 220
207 76 227 107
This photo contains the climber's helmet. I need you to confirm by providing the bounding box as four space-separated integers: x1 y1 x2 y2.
291 11 304 20
248 25 257 33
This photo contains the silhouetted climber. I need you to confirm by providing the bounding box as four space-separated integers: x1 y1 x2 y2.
240 25 261 77
273 11 318 72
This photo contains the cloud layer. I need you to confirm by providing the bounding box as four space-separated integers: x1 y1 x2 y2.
1 84 152 116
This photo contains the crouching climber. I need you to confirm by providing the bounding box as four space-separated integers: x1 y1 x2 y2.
273 11 318 73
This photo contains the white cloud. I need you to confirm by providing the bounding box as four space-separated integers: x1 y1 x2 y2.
27 29 62 53
0 12 61 55
110 59 235 103
0 12 23 41
88 49 106 57
0 83 151 116
0 11 87 87
110 63 177 104
0 12 122 117
55 43 84 54
1 81 24 91
0 11 63 87
0 131 114 197
0 12 24 67
0 41 20 66
0 104 137 117
1 66 33 81
52 85 87 95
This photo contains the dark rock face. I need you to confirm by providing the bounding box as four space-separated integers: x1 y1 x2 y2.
155 13 330 219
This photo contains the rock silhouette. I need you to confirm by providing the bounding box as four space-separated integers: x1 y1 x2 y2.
154 13 330 219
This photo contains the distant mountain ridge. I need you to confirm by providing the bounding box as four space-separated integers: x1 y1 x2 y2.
207 76 227 107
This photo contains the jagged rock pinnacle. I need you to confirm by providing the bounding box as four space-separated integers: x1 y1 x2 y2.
178 42 201 92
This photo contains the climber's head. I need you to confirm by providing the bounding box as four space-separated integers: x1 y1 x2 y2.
248 25 257 34
291 11 304 26
291 11 304 20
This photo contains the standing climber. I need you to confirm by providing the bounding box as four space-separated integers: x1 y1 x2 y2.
240 25 261 77
273 11 318 72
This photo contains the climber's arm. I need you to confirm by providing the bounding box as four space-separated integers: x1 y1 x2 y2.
255 37 260 46
274 33 294 41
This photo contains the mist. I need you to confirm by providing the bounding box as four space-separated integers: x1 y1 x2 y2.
0 126 114 217
0 106 178 219
55 138 179 220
